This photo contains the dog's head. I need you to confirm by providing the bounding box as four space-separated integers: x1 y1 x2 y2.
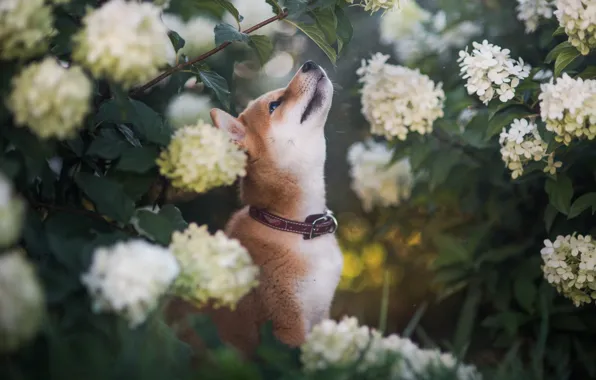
210 60 333 177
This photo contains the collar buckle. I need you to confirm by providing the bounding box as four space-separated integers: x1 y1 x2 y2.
308 209 338 240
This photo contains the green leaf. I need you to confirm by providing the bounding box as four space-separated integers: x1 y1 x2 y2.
453 279 482 355
545 174 574 215
545 41 572 64
544 204 558 232
86 127 132 159
568 192 596 219
552 315 587 331
554 47 581 77
285 20 336 64
409 142 433 171
214 23 249 45
429 150 461 189
485 106 533 140
334 6 353 54
116 146 159 173
212 0 242 24
249 35 274 65
280 0 309 18
75 172 136 223
309 8 337 44
107 171 155 201
513 277 536 313
133 205 188 245
198 70 231 110
431 233 470 267
578 65 596 80
168 30 185 53
552 26 566 36
95 99 171 146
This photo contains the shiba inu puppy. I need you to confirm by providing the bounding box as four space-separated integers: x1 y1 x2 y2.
167 60 343 357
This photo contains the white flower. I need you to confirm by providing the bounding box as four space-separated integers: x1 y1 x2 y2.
0 251 45 353
516 0 555 33
162 13 216 59
539 73 596 145
166 93 214 129
541 234 596 307
346 0 400 14
357 53 445 140
6 57 92 140
380 3 481 63
554 0 596 55
169 223 259 309
0 173 24 248
226 0 277 36
498 118 558 179
73 0 172 89
0 0 54 60
347 140 413 212
458 40 531 105
81 240 180 327
157 120 247 193
301 316 481 379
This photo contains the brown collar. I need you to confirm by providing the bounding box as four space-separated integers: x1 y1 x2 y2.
249 207 338 240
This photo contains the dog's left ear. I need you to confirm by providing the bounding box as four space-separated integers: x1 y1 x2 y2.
210 108 245 145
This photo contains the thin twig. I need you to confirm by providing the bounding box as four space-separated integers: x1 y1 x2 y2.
131 10 289 96
28 200 128 232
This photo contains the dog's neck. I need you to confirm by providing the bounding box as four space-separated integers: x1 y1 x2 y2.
240 161 326 221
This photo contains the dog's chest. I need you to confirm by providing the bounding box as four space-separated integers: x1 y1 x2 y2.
295 235 343 331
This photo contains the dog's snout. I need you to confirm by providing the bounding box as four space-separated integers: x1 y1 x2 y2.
301 60 318 73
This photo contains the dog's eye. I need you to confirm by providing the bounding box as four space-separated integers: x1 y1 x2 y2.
269 100 281 114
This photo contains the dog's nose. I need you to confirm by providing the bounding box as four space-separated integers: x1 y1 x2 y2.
301 60 318 73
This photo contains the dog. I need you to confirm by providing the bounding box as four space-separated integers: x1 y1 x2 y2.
166 60 343 358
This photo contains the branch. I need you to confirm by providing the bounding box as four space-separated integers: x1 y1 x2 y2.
131 10 289 96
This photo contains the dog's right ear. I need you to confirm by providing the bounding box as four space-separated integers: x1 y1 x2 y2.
210 108 245 145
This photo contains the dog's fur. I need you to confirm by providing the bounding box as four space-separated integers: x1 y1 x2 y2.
165 61 343 357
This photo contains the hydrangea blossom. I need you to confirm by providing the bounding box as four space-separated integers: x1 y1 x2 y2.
346 0 400 13
6 57 92 140
458 40 531 104
169 223 259 309
347 140 413 212
73 0 172 89
301 316 480 379
226 0 277 36
554 0 596 55
166 93 214 130
539 73 596 145
81 240 180 327
0 251 45 353
380 2 481 64
516 0 555 33
499 118 561 179
157 120 247 193
0 0 54 60
162 13 216 59
541 234 596 307
357 53 445 140
0 173 24 248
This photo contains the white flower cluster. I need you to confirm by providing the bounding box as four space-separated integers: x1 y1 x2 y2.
7 57 92 140
499 118 561 179
458 40 531 105
161 13 216 59
166 93 214 130
347 140 413 212
0 173 24 248
169 223 259 309
357 53 445 141
301 316 480 379
73 0 171 89
226 0 277 36
380 1 481 64
0 251 45 353
157 120 247 194
516 0 555 33
346 0 400 13
538 73 596 145
0 0 54 60
554 0 596 55
541 234 596 307
81 240 180 327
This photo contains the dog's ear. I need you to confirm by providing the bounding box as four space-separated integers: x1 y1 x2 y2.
210 108 245 144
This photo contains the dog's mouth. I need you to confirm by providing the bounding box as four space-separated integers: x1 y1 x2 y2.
300 74 326 124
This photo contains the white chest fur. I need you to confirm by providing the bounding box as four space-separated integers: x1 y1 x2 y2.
295 234 344 332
